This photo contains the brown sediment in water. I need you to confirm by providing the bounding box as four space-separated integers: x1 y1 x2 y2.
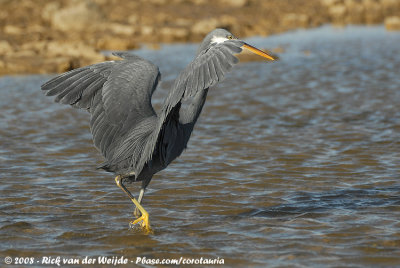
1 25 400 266
0 0 399 75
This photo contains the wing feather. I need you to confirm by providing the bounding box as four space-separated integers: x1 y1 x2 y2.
45 69 93 97
99 126 115 153
213 56 224 80
207 60 219 84
120 39 244 175
42 53 161 163
43 40 243 176
42 68 87 90
197 64 205 90
58 74 99 104
78 76 107 108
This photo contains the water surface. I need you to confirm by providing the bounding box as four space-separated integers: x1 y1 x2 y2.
1 26 400 267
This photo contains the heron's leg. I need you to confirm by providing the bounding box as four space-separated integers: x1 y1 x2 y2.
114 175 151 231
134 188 146 217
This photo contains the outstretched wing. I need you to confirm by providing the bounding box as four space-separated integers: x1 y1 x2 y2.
41 52 161 161
112 39 244 175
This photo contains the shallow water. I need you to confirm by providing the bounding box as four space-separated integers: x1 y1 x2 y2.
1 25 400 267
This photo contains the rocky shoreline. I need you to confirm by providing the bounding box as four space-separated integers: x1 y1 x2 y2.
0 0 399 75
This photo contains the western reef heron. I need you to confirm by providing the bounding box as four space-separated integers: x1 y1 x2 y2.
41 28 275 231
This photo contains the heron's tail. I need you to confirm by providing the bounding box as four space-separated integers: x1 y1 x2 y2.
96 161 112 172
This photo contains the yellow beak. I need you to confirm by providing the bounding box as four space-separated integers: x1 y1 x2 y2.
242 43 275 61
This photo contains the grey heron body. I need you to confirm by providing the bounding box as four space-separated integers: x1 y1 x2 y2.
41 28 275 231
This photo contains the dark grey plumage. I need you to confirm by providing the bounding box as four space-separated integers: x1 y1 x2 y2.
42 29 244 190
41 28 276 229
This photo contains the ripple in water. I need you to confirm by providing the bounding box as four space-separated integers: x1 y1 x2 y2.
0 26 400 266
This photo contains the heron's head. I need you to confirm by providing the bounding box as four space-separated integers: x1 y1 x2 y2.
197 28 275 61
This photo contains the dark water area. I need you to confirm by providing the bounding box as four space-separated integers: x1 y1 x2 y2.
1 26 400 267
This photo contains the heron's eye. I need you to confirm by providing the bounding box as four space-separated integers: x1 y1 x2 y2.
227 35 233 40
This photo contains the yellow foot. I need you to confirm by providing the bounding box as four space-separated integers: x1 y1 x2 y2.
129 213 152 233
